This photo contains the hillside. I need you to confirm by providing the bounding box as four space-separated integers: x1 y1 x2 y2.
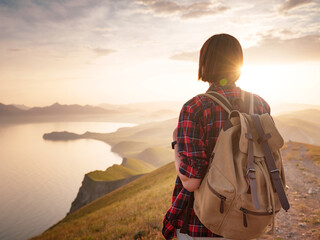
69 157 157 214
31 142 320 240
43 108 320 150
274 109 320 145
43 117 177 148
42 118 176 215
87 158 155 182
95 118 177 147
31 162 177 240
272 103 320 116
132 147 173 167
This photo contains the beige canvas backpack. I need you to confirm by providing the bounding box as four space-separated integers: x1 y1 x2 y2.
183 91 290 240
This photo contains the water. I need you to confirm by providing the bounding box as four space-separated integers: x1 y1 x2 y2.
0 121 135 240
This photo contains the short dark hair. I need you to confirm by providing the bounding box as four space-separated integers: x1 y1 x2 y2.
198 33 243 85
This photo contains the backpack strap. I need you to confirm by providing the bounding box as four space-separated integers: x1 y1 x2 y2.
243 116 261 210
239 90 254 114
201 91 234 114
249 92 254 114
201 90 254 115
251 114 290 211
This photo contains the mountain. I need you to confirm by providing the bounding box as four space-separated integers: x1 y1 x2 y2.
0 102 116 116
25 102 117 115
98 101 183 113
0 102 118 118
12 104 31 110
0 103 26 115
274 109 320 145
0 102 125 124
272 103 320 116
0 101 179 124
30 142 320 239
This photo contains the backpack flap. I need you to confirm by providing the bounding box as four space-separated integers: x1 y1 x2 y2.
258 114 284 150
238 113 284 157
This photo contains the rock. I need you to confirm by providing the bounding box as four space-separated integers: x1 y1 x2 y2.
299 223 307 228
308 188 312 195
68 173 144 214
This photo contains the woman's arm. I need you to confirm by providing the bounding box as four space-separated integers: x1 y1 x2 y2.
173 127 201 192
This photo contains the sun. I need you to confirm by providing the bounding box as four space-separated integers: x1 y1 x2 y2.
237 64 288 99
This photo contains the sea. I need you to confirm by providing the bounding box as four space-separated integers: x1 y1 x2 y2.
0 121 135 240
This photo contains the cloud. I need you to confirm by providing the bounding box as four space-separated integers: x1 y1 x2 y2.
92 48 116 57
245 34 320 63
7 48 24 52
279 29 295 36
0 0 114 47
170 34 320 64
0 0 102 23
170 51 198 61
279 0 314 13
135 0 230 19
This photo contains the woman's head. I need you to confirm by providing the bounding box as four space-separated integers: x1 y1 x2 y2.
198 33 243 85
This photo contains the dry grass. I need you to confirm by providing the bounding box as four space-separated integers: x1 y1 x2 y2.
87 164 139 181
305 144 320 166
31 162 176 240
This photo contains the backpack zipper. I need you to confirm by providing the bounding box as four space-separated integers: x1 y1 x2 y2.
208 183 226 213
240 207 280 228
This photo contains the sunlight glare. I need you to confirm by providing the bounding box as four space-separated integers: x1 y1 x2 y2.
237 63 320 106
237 64 289 103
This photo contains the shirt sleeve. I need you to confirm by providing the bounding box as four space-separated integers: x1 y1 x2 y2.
253 94 271 115
177 97 208 179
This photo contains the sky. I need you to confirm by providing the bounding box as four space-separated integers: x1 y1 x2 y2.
0 0 319 107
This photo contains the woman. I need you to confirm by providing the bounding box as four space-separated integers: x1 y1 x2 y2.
162 34 271 239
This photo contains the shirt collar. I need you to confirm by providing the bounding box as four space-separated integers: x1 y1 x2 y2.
206 81 237 93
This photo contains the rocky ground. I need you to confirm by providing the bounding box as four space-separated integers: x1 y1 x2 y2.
260 142 320 240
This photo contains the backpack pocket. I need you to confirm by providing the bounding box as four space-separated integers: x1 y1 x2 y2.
194 166 235 231
208 183 227 214
219 206 280 239
239 207 280 228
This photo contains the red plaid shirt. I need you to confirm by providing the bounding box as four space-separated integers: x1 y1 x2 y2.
162 83 271 239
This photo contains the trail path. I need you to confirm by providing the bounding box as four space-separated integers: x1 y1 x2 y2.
260 142 320 240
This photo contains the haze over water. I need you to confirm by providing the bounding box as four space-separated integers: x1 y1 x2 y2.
0 121 135 240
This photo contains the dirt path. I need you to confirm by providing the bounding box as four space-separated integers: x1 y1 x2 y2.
260 142 320 240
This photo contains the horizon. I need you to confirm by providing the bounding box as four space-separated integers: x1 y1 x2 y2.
3 99 320 109
0 0 319 107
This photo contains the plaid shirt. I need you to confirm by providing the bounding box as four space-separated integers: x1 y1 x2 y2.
162 83 271 239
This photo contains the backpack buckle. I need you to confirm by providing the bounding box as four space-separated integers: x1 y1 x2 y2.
246 168 256 174
246 168 256 180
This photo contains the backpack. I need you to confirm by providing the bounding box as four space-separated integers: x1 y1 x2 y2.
181 90 290 240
